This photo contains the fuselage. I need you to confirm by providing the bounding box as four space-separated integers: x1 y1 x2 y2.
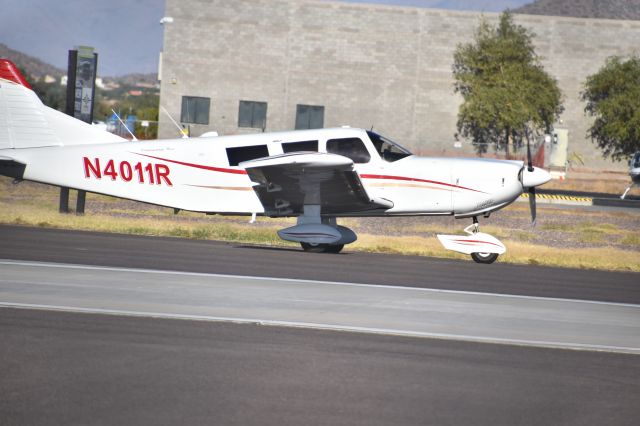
4 127 528 218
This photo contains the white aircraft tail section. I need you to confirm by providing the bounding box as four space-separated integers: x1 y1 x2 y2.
0 59 125 151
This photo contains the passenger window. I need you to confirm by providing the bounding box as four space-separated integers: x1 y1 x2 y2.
282 140 318 153
226 145 269 166
326 138 371 164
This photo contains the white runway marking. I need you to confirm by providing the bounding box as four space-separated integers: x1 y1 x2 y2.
1 259 634 307
1 260 639 354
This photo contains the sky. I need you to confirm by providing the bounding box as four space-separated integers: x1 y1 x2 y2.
0 0 531 76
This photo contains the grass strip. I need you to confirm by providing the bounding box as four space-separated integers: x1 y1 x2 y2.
1 203 638 272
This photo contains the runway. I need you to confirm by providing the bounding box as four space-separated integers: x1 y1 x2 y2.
1 260 639 353
1 225 639 424
2 307 639 426
1 225 639 304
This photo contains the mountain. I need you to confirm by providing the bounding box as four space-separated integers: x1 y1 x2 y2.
514 0 640 20
0 43 65 79
1 44 157 87
338 0 531 11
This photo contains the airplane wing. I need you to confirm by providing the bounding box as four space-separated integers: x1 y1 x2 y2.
241 152 393 216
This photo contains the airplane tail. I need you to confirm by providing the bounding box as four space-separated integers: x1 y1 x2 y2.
0 59 125 152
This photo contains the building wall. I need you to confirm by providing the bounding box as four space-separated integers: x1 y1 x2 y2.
159 0 640 169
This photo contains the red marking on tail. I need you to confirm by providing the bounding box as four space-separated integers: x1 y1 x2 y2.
0 59 32 89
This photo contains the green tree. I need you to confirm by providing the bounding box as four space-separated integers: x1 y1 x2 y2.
453 12 563 156
32 82 66 112
581 56 640 161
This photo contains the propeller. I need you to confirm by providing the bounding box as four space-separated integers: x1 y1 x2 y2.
526 138 536 226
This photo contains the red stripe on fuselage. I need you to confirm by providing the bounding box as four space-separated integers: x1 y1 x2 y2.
133 153 248 175
360 174 486 193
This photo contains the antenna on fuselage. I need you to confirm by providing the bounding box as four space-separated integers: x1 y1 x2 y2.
161 105 189 139
111 109 138 141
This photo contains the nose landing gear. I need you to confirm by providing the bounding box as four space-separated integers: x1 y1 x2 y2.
468 217 499 264
437 216 506 264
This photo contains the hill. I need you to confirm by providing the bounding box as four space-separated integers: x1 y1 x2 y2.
514 0 640 20
0 43 157 84
0 43 64 79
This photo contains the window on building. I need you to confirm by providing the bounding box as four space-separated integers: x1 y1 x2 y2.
226 145 270 167
326 138 371 164
181 96 210 125
238 100 267 129
282 140 319 153
295 104 324 130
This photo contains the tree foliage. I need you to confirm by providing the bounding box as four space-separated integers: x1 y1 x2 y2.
453 12 563 155
581 56 640 161
31 81 66 112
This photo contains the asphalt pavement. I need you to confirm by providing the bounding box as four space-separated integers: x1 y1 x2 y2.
1 308 639 426
0 225 638 304
1 225 639 425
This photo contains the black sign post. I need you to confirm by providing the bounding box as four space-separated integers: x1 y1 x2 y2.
63 46 98 214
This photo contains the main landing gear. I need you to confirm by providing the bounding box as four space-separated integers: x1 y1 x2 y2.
277 205 355 254
436 216 506 265
300 242 345 254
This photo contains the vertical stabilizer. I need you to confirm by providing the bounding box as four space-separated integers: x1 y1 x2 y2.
0 59 125 150
0 59 32 89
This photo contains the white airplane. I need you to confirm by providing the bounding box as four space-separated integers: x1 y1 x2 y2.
621 151 640 200
0 59 550 263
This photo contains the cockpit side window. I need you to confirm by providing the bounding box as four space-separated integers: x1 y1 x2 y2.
326 137 371 163
367 131 412 162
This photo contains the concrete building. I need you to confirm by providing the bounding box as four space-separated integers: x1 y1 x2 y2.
158 0 640 169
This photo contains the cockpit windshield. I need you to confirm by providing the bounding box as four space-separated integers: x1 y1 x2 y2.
367 131 413 162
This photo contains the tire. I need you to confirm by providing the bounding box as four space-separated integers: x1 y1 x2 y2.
324 244 344 254
471 252 499 264
300 243 344 253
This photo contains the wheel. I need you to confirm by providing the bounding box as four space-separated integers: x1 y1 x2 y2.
300 243 344 253
324 244 344 254
300 242 327 253
471 252 499 264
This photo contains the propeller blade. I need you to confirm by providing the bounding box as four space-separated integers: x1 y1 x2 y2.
528 187 537 226
526 139 534 172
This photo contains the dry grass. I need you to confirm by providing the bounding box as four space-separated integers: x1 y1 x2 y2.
4 204 292 247
1 178 639 272
351 233 639 271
